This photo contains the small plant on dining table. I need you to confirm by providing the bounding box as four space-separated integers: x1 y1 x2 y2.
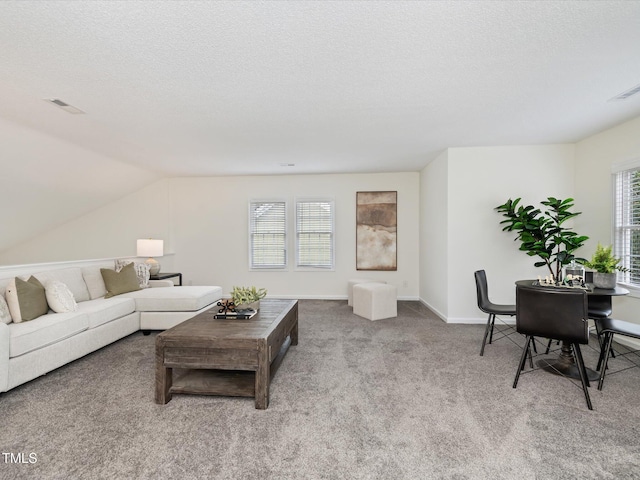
582 243 628 274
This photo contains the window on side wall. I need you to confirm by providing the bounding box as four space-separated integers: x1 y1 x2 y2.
613 159 640 287
296 199 335 270
249 200 287 270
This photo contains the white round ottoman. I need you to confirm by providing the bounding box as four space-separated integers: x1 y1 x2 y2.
352 282 397 321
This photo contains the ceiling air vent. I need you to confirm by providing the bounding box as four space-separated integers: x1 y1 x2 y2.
45 98 85 114
609 83 640 102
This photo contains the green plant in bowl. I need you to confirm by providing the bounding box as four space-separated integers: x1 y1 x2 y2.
231 286 267 310
583 243 627 273
583 243 628 289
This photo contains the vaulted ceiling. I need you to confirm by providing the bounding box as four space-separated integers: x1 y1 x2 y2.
1 1 640 256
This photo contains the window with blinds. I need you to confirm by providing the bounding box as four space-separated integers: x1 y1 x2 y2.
296 199 335 269
249 201 287 269
613 161 640 287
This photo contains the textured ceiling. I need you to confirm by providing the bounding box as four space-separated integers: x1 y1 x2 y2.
1 0 640 177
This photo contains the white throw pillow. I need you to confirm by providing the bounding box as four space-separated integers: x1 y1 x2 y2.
0 293 11 324
45 280 78 313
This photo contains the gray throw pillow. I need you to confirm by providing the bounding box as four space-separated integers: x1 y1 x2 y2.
5 276 49 322
101 262 141 298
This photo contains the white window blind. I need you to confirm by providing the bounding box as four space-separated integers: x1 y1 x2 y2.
614 166 640 287
249 201 287 269
296 200 335 269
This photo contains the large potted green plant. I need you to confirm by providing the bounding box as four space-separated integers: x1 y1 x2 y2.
583 243 627 289
496 197 589 283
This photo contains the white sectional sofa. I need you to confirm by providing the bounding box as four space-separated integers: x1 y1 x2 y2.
0 260 222 394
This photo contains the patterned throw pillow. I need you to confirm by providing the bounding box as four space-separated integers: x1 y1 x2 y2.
44 280 78 313
114 260 150 288
0 293 11 324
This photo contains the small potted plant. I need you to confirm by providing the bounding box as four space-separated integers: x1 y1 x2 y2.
231 286 267 311
583 243 628 289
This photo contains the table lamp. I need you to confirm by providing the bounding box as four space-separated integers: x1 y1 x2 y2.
137 239 164 275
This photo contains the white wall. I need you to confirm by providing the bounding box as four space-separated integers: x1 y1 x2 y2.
7 112 639 319
421 145 576 323
420 150 449 319
0 180 174 267
0 117 162 257
0 172 420 299
575 114 640 325
169 172 420 298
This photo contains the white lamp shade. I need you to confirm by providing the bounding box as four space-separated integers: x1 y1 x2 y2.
137 239 164 257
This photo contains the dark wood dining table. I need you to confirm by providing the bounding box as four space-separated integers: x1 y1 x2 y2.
515 280 629 381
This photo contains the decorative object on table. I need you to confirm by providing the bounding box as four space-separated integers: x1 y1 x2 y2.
534 259 588 289
583 243 628 289
136 238 164 275
535 274 589 290
213 300 257 319
496 197 589 284
216 299 236 313
563 259 586 284
230 286 267 311
356 191 397 271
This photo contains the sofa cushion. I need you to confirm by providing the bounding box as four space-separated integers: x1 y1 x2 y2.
0 293 12 324
101 263 141 298
9 312 89 358
33 268 90 303
82 266 108 300
122 286 222 312
5 276 49 323
44 280 78 313
75 297 136 329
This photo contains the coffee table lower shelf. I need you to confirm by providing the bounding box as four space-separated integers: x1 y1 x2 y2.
172 370 255 397
167 336 292 400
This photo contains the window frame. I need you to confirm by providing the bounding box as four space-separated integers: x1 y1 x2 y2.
612 157 640 290
248 199 288 271
294 197 336 271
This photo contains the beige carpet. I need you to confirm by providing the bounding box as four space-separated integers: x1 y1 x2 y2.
1 300 639 479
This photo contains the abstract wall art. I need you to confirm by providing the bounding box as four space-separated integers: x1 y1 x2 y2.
356 191 397 271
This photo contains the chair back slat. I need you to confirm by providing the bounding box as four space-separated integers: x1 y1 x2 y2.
516 285 589 344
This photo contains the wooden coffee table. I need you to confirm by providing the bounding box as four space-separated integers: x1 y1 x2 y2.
155 299 298 409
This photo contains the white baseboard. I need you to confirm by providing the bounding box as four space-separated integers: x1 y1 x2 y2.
444 316 516 325
418 298 447 323
417 297 516 325
267 295 420 301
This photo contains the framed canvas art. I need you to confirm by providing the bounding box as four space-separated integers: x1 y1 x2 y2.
356 191 397 271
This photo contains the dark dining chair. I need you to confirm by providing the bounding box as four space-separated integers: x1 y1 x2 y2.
545 293 616 356
595 317 640 390
513 285 592 410
474 270 516 356
589 296 616 358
